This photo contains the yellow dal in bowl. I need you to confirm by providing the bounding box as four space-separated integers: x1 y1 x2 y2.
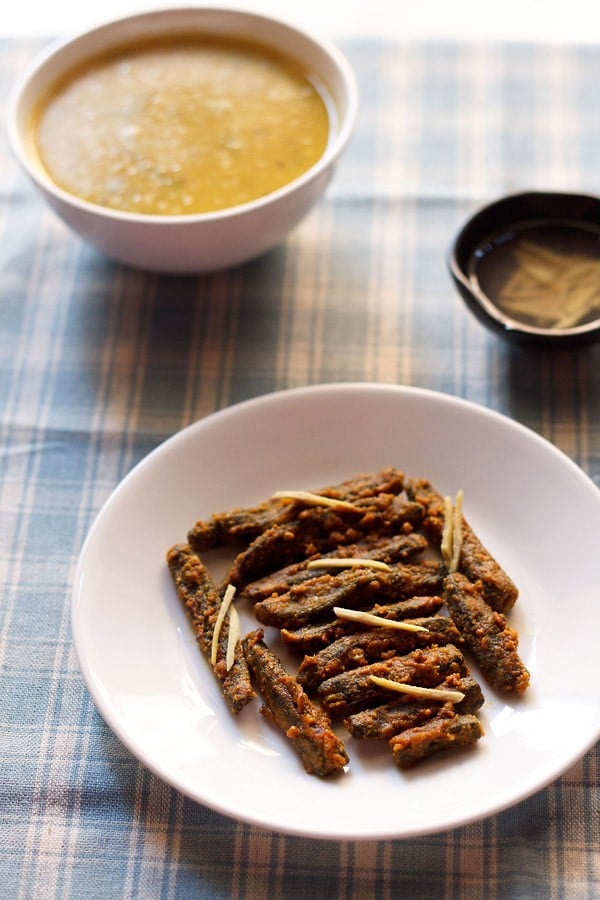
30 36 331 216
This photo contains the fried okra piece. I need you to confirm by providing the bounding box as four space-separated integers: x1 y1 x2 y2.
408 478 518 613
389 713 483 768
443 572 530 693
254 561 446 630
166 544 255 714
280 595 445 654
242 629 348 777
225 494 426 587
238 532 428 603
344 675 484 739
296 615 464 692
188 497 294 550
188 467 406 551
317 644 467 719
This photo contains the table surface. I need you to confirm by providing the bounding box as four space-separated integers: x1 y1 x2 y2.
1 5 599 898
4 0 600 41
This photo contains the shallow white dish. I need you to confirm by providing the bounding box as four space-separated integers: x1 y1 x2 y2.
72 383 600 840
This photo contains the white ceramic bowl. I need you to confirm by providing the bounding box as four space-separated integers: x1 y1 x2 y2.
7 7 358 274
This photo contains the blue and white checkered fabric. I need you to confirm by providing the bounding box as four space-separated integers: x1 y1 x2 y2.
1 36 599 899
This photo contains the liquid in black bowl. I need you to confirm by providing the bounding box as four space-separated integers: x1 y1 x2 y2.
449 192 600 346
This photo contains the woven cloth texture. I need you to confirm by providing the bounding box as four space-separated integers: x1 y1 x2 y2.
1 37 599 900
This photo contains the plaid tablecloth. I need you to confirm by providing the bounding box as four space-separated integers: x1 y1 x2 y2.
1 35 599 900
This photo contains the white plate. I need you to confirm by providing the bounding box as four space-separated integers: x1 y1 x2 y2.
72 383 600 840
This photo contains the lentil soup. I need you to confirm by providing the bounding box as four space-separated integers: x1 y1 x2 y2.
30 36 332 216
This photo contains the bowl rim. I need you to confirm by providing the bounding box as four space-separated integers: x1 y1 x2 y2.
448 190 600 341
7 5 359 225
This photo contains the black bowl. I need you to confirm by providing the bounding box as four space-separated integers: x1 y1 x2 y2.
448 191 600 347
